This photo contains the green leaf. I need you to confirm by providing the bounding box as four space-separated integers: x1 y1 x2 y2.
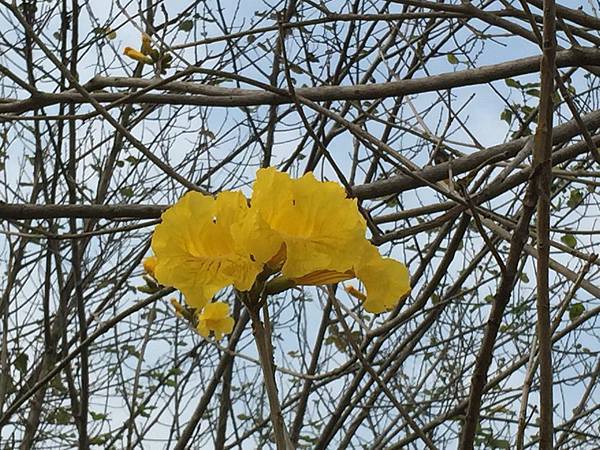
179 20 194 32
14 352 28 374
122 344 141 359
48 407 71 425
569 303 585 322
521 105 534 115
489 438 510 449
385 196 400 207
447 54 459 65
560 234 577 249
89 435 108 445
519 272 530 283
50 375 68 394
526 89 541 97
168 367 183 376
93 26 116 40
500 108 512 124
125 156 140 165
138 405 157 417
90 411 108 421
512 302 527 317
120 186 134 198
505 78 521 89
289 63 303 74
567 189 584 208
0 372 15 396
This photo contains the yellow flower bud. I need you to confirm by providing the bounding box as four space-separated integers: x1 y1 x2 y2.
141 32 152 55
345 285 367 302
143 256 157 278
123 46 153 64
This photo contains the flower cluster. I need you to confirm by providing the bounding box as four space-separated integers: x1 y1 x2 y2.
123 33 173 74
146 168 410 339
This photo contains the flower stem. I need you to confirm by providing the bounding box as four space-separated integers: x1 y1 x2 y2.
248 303 294 450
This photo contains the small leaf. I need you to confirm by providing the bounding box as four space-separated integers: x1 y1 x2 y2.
14 352 28 374
90 411 108 421
385 197 400 207
247 35 257 44
48 407 71 425
179 20 194 32
512 302 527 317
519 272 529 283
567 189 583 208
50 375 68 394
500 109 512 124
447 54 459 65
569 303 585 322
489 439 510 449
125 156 140 165
120 186 134 198
560 234 577 249
505 78 521 89
289 63 303 74
93 26 116 40
168 367 183 376
89 435 109 445
122 344 141 359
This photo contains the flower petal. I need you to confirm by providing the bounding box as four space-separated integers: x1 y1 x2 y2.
197 302 235 340
353 245 411 313
294 269 354 285
230 208 283 288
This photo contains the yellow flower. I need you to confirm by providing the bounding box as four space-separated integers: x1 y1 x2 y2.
123 46 153 64
197 302 235 340
143 256 157 278
151 190 279 309
251 167 366 279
